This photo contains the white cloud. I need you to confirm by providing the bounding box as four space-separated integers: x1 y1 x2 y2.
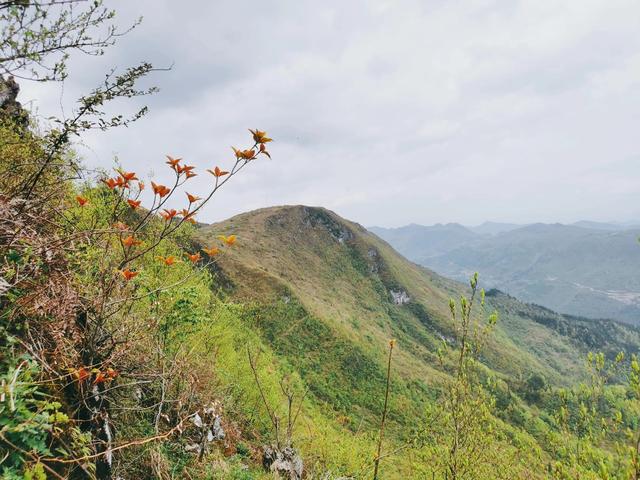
16 0 640 227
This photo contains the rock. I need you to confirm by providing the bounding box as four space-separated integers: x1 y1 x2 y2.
185 403 225 457
390 290 410 305
0 75 27 127
262 445 303 480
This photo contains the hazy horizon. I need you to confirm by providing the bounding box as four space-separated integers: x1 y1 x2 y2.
369 218 640 229
17 0 640 228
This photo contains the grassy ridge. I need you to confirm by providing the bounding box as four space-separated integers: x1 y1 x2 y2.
192 205 640 474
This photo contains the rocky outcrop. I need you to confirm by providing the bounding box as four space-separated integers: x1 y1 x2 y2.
184 403 226 458
390 289 410 305
0 75 27 126
262 445 303 480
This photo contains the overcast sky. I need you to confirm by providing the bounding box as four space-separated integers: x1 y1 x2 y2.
19 0 640 227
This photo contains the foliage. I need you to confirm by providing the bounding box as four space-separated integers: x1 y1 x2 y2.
0 0 136 82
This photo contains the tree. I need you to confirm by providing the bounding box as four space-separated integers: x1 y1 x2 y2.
1 0 138 82
413 274 536 479
0 2 275 477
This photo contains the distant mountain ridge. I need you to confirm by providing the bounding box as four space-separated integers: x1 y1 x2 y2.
370 220 640 324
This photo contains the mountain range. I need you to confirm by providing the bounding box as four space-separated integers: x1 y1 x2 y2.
370 220 640 324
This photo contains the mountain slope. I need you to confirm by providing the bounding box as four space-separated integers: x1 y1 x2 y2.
427 224 640 323
196 206 640 424
374 221 640 323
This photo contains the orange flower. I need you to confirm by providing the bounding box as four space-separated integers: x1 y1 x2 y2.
186 192 201 203
207 166 229 178
160 255 177 266
249 129 273 144
177 164 195 175
122 235 142 247
117 169 138 182
185 171 197 179
93 372 107 384
218 234 237 246
259 143 271 158
180 209 197 224
106 368 118 379
73 367 90 382
102 178 118 189
160 209 178 221
165 155 182 169
232 147 256 160
202 246 220 256
76 195 88 206
151 181 171 198
188 252 201 263
127 199 141 209
138 181 145 191
120 268 139 280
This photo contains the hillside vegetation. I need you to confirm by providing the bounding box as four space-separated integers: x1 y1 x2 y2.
4 3 640 478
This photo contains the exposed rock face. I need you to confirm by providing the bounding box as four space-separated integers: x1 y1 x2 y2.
390 289 410 305
367 247 381 273
262 445 303 480
185 403 226 458
0 75 27 126
302 206 354 244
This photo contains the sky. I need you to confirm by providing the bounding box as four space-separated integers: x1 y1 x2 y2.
18 0 640 228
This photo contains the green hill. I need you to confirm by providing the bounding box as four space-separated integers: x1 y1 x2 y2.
197 206 640 424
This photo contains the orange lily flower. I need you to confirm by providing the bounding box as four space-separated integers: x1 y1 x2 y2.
166 155 182 169
160 209 178 221
127 199 141 209
207 166 230 178
232 147 256 160
76 195 88 206
180 209 197 224
151 181 171 198
218 234 237 246
202 246 220 256
138 181 145 191
186 192 201 203
73 367 90 382
160 255 177 266
106 368 118 379
185 171 197 179
249 129 273 144
93 372 107 384
117 169 138 182
102 178 118 189
120 268 139 280
122 235 142 247
188 252 201 263
259 143 271 158
177 164 195 175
